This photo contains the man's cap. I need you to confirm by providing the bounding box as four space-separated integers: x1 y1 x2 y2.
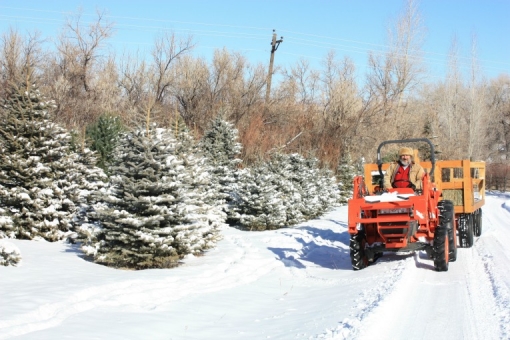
399 147 413 156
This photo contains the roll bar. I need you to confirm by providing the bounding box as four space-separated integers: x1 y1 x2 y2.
377 138 436 188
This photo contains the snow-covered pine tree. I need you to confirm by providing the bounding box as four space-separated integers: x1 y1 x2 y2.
198 116 242 213
229 152 340 230
170 118 226 217
199 117 242 169
290 155 339 219
173 116 196 154
265 153 304 225
69 145 108 242
315 165 341 211
284 153 322 219
90 125 224 269
230 165 287 231
0 78 82 241
337 152 356 204
174 127 227 229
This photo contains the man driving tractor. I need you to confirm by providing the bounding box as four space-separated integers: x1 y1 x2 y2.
383 147 425 191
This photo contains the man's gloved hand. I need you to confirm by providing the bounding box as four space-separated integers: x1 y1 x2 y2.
409 183 416 190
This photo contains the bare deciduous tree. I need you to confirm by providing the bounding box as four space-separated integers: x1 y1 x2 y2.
0 28 44 90
57 9 114 94
118 51 148 108
364 0 426 141
172 55 209 128
280 58 320 105
151 32 195 104
46 9 115 130
465 34 491 160
434 36 465 159
319 52 363 157
485 75 510 162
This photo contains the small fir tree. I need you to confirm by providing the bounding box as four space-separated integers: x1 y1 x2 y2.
86 114 124 173
265 153 304 225
337 153 356 204
289 155 322 219
199 117 242 168
229 152 340 230
299 156 340 216
316 166 341 210
69 145 108 241
0 78 86 241
89 125 225 269
230 166 287 231
199 116 242 211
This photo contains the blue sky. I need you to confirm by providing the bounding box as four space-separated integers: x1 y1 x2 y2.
0 0 508 82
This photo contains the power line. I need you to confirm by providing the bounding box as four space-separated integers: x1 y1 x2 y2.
0 6 508 77
3 5 508 68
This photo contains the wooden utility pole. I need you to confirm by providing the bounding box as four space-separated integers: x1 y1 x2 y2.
265 30 283 104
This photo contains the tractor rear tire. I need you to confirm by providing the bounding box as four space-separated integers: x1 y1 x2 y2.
350 232 368 270
474 208 483 237
438 200 456 262
433 226 449 272
459 213 474 248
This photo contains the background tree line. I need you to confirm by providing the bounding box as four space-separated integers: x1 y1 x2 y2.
1 2 509 189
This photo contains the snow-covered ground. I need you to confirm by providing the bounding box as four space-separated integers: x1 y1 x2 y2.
1 193 510 340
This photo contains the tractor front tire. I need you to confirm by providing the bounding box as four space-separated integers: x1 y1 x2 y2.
433 226 449 272
350 232 368 270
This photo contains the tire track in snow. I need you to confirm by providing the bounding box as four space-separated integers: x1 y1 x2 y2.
315 256 409 339
0 232 281 339
477 244 510 339
475 201 510 339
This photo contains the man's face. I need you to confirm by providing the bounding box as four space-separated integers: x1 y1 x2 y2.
400 154 411 166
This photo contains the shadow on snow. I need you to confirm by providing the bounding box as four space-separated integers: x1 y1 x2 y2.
268 224 352 270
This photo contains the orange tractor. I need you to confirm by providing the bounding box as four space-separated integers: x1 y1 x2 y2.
347 138 485 271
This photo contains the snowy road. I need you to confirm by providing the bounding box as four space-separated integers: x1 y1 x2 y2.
349 194 510 340
1 194 510 339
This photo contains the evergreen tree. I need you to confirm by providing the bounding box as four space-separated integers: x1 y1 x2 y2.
299 156 340 216
337 153 356 204
418 121 441 161
199 117 242 169
265 153 304 225
286 154 324 219
69 146 108 241
86 114 124 173
315 166 341 210
0 78 83 241
89 125 224 269
199 117 242 212
175 128 227 222
230 166 287 231
229 152 340 230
